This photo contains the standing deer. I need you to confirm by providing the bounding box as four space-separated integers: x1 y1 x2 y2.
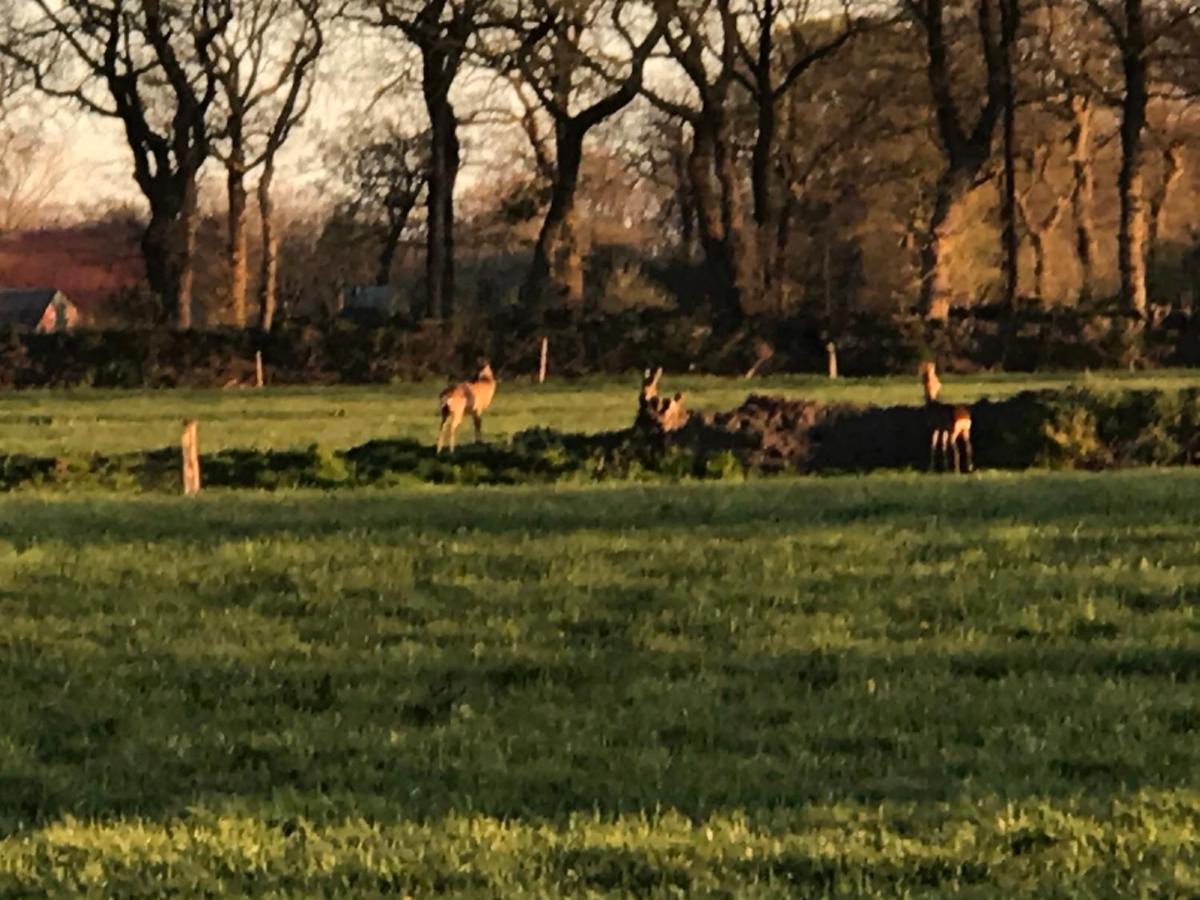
920 361 973 473
436 362 497 453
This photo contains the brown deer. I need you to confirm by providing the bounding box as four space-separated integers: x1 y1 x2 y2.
634 368 689 432
920 361 973 473
652 392 689 432
436 362 497 453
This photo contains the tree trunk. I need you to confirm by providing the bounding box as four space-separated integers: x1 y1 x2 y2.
177 175 198 330
1069 96 1098 301
687 120 742 323
257 163 278 332
377 218 406 287
1147 141 1184 286
775 189 797 314
688 122 725 263
424 90 459 321
1116 0 1148 318
141 201 181 325
998 0 1018 311
671 140 697 259
227 158 249 328
141 177 199 328
920 169 971 320
750 83 776 232
523 120 585 307
1016 183 1068 303
713 116 755 313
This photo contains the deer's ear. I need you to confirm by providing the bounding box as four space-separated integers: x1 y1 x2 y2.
643 368 653 381
674 392 685 402
653 367 663 382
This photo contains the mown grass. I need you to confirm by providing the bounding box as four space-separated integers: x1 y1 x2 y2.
3 368 1199 456
2 472 1199 895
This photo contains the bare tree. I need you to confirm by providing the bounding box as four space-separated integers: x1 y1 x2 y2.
722 0 865 305
1034 0 1113 302
0 124 66 230
0 0 233 328
1086 0 1149 316
643 1 753 323
367 0 491 321
501 0 664 309
212 0 324 330
643 0 870 320
1013 143 1069 299
903 0 1020 320
326 121 429 286
623 109 699 258
1145 131 1187 290
0 20 26 124
1080 0 1199 316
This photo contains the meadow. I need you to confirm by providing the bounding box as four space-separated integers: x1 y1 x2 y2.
2 474 1200 895
2 367 1199 457
1 372 1199 895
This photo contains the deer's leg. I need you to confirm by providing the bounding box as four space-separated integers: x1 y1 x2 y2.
961 430 974 473
436 413 447 454
949 431 960 473
929 430 940 472
473 412 483 443
444 409 462 453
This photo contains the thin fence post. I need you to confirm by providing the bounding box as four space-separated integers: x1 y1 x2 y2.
255 350 264 388
538 336 548 384
181 419 201 496
826 341 838 379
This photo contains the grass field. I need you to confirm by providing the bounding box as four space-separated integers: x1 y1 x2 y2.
3 368 1200 456
3 473 1200 895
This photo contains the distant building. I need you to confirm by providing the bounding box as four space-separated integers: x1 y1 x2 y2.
0 224 143 318
0 288 81 332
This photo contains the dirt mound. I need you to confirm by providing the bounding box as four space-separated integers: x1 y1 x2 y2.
685 394 825 471
672 393 1040 473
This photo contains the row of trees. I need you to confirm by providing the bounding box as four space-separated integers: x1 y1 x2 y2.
3 0 1200 332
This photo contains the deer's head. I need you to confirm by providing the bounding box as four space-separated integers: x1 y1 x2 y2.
640 367 663 406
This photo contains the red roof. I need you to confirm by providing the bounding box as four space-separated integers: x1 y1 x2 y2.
0 223 143 314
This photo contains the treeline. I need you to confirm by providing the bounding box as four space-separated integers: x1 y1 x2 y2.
4 0 1200 340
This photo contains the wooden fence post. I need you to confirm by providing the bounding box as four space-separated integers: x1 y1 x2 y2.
538 336 548 384
181 419 201 496
826 341 838 379
255 350 264 388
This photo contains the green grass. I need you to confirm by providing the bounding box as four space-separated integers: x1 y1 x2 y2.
2 472 1200 895
3 368 1199 456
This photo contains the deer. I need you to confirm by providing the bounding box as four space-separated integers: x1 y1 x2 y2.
651 391 689 432
920 361 973 473
436 361 497 454
634 367 688 432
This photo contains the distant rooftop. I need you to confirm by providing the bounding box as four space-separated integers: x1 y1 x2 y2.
0 288 78 330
